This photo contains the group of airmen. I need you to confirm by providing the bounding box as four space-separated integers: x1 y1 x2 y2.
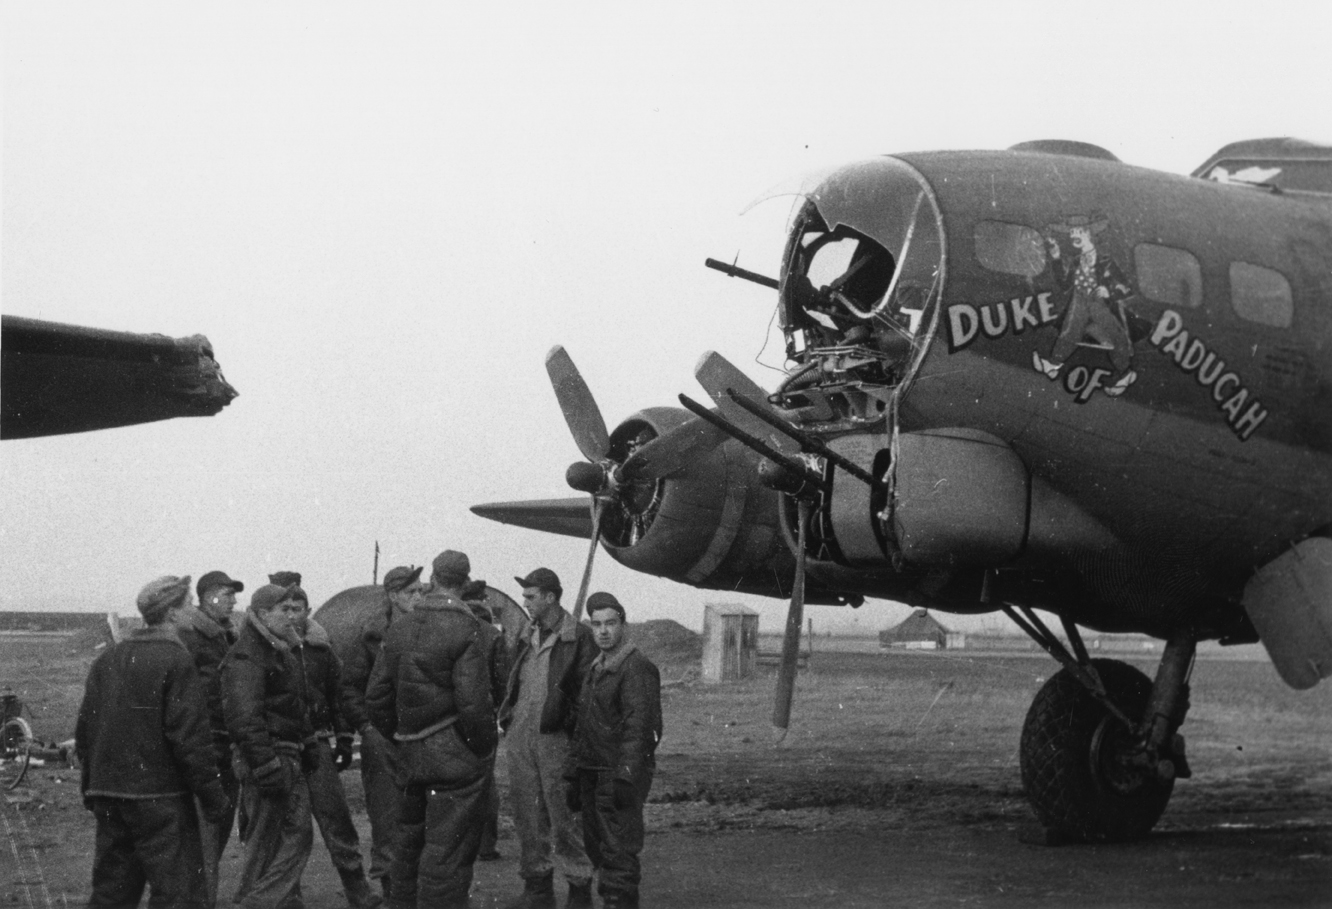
75 549 663 909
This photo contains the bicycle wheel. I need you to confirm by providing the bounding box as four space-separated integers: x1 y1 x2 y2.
1 716 33 790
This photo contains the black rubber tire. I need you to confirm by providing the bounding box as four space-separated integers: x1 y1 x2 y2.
1020 658 1174 842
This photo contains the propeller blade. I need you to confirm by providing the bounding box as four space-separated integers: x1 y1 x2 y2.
570 497 606 621
617 417 728 482
695 351 800 460
772 499 809 744
470 498 597 540
546 345 610 463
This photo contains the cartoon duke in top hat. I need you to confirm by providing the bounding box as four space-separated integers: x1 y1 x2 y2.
1032 213 1139 397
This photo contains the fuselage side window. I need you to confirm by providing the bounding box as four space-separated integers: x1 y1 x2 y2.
974 220 1045 277
1133 243 1202 309
1230 262 1293 328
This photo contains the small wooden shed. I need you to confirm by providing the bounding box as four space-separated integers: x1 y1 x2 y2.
701 603 759 682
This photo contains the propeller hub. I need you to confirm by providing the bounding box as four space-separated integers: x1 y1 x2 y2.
566 461 607 494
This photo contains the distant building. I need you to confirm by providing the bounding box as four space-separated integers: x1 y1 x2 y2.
880 609 951 650
702 603 759 682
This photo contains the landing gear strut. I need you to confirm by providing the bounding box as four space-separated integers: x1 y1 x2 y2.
1005 603 1196 842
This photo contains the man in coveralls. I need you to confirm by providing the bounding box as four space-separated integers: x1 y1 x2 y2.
500 568 598 909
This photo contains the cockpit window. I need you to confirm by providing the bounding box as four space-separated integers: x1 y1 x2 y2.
779 158 944 366
975 220 1046 277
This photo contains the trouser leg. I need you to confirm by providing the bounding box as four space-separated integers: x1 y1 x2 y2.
89 799 147 908
417 772 488 909
234 763 313 909
308 739 380 908
309 739 369 874
388 784 427 909
507 728 552 881
360 728 402 884
198 752 238 909
1052 295 1091 362
134 797 208 909
587 773 645 904
535 732 591 886
479 766 500 856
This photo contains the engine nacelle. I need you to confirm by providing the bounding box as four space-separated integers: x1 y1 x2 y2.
817 428 1115 570
600 407 794 596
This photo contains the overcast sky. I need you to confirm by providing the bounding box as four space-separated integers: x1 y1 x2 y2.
3 2 1329 636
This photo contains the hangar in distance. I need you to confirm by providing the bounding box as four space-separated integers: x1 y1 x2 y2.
474 137 1332 843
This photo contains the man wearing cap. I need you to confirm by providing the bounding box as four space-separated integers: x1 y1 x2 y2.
168 569 244 908
500 568 598 909
76 575 232 908
564 593 662 909
290 583 382 909
366 550 498 909
222 584 318 909
341 564 424 899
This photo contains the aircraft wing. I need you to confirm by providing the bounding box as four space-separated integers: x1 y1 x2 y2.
470 497 594 540
1 315 238 439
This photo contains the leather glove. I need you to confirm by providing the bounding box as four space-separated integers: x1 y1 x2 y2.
300 742 321 775
333 736 354 772
198 786 233 825
565 780 582 813
613 779 637 809
253 756 293 798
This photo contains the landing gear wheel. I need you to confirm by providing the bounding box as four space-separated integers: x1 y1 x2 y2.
1020 658 1173 842
1 716 33 790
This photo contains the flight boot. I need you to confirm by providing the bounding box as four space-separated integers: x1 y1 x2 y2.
340 868 384 909
565 879 593 909
504 872 556 909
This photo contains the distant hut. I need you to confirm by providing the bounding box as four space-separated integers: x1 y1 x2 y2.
701 603 759 682
880 608 951 650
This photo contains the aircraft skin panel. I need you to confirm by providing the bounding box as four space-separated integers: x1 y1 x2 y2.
1 315 238 439
902 149 1332 456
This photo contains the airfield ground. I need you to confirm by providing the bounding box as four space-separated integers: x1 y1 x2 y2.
3 638 1329 907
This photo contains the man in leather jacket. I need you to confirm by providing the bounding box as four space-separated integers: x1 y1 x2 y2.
366 550 497 909
564 593 661 909
340 564 424 898
221 583 317 909
77 575 232 908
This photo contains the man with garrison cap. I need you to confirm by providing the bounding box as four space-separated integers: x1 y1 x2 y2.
76 575 232 908
366 550 498 909
500 567 598 909
167 569 244 908
341 563 425 900
564 593 662 909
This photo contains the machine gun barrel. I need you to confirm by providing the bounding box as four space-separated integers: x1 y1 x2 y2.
677 394 829 493
704 258 780 289
724 389 877 486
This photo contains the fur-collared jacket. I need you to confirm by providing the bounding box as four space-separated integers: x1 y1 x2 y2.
166 603 236 746
566 643 662 792
221 608 315 774
75 626 225 804
499 607 598 737
296 618 350 737
365 590 497 759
